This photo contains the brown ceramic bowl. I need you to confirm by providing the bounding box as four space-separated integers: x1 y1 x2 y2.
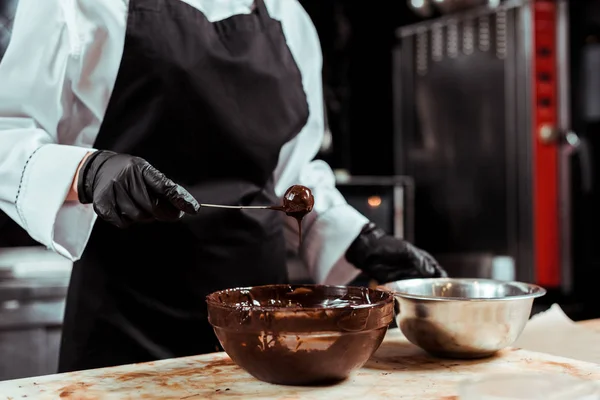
206 284 394 386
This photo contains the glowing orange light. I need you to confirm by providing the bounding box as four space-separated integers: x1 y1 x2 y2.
367 196 382 208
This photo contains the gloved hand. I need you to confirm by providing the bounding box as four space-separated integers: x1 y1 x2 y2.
345 222 447 284
77 150 200 228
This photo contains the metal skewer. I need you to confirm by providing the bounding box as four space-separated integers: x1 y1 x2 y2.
199 204 281 210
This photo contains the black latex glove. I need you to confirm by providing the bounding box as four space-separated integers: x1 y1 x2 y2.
345 222 447 284
77 150 200 228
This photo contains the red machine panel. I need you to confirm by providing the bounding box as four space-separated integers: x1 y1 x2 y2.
532 0 560 287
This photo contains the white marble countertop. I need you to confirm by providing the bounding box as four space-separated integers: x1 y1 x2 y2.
0 329 599 400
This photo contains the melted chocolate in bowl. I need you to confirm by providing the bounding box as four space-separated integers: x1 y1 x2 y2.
206 285 394 386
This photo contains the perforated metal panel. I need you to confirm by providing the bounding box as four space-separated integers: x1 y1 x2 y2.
392 0 542 286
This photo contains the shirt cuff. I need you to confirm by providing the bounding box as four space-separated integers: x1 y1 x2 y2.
15 144 96 261
301 204 369 285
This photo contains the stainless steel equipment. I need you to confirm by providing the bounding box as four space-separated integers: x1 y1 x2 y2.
0 247 71 381
384 278 546 358
334 175 415 241
392 0 593 294
407 0 501 18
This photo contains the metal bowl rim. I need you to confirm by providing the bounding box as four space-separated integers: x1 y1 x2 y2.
384 278 547 302
205 283 394 312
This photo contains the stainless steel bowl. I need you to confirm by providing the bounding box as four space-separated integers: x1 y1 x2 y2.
384 278 546 359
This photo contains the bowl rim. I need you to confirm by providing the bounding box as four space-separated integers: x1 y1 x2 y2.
383 278 547 302
205 283 394 312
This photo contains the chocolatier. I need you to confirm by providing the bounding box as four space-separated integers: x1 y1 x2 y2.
0 0 445 374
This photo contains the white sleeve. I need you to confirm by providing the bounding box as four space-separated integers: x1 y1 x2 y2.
0 0 96 260
274 0 369 285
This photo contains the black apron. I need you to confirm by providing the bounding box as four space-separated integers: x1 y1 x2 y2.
58 0 309 372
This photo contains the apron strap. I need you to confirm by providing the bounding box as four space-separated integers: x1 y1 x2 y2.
130 0 161 12
253 0 271 26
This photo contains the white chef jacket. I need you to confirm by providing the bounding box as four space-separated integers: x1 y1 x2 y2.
0 0 369 285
